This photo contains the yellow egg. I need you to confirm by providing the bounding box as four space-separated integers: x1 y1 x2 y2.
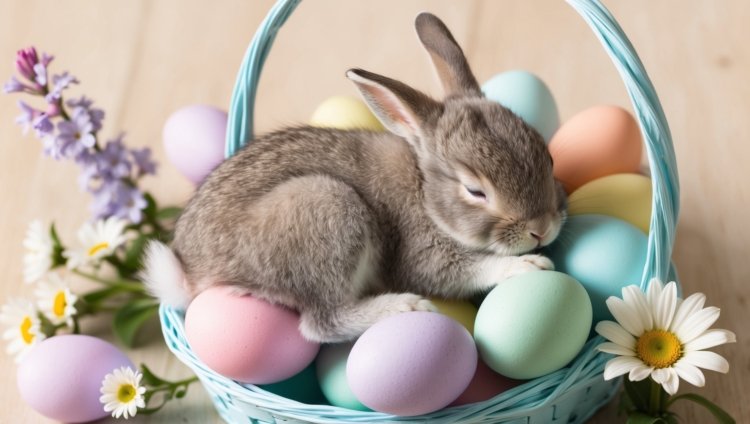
431 299 478 335
567 173 652 233
310 96 384 131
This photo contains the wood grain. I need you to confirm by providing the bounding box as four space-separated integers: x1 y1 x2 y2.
0 1 747 422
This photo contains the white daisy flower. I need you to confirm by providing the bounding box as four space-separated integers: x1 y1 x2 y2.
63 217 129 270
22 220 54 283
34 273 78 327
0 298 46 363
595 279 736 395
100 366 147 419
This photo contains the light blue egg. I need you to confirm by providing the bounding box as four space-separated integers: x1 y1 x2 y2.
545 214 648 324
481 71 559 142
315 342 371 411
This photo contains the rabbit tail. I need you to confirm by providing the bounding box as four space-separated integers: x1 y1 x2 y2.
141 241 192 308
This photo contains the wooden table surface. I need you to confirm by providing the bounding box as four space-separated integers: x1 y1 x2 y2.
1 1 747 423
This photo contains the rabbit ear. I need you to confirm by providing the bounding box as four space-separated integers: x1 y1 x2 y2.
346 68 442 145
415 12 481 97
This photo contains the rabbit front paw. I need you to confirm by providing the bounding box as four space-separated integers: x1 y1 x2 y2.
504 254 554 279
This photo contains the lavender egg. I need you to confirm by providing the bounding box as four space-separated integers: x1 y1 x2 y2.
17 335 134 423
162 104 227 184
347 311 477 416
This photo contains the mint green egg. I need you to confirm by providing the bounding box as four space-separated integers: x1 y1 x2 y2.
474 271 592 380
481 71 559 142
315 342 371 411
545 214 648 325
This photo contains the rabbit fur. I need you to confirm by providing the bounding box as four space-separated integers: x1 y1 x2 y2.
143 12 567 343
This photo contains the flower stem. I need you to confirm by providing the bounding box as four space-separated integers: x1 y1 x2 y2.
649 378 662 416
72 269 145 293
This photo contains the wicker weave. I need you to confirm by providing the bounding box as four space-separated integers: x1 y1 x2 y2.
160 0 680 422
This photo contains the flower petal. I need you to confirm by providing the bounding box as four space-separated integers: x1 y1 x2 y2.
673 361 706 387
603 356 642 380
673 307 721 343
670 292 705 332
661 368 680 395
628 364 653 381
595 320 636 348
684 329 737 352
622 285 653 332
597 341 636 356
654 282 678 330
652 368 671 384
646 278 663 311
681 350 730 373
606 297 644 336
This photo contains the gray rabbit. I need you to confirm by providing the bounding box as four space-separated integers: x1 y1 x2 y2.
143 13 567 343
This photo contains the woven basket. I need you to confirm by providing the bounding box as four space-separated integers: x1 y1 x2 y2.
159 0 681 422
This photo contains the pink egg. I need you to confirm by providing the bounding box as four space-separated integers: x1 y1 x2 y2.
450 358 523 406
347 311 477 416
17 335 134 423
162 104 227 184
185 287 319 384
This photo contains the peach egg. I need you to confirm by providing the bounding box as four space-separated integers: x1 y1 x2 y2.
549 105 643 193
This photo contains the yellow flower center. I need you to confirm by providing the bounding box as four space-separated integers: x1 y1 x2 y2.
20 316 35 345
117 384 137 403
636 329 682 368
87 242 110 257
53 291 67 317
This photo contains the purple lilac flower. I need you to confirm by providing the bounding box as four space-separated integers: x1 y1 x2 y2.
66 96 105 132
131 147 157 176
91 180 147 223
3 76 25 93
32 113 54 137
75 150 99 189
57 108 96 150
45 72 79 103
97 135 132 180
14 47 52 92
15 100 41 134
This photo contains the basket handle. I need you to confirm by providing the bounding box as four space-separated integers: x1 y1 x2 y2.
224 0 680 288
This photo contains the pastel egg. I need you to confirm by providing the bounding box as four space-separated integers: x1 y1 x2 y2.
185 287 319 384
315 342 370 411
430 298 478 334
549 105 643 193
545 215 648 324
568 173 652 233
450 358 523 406
310 96 384 131
347 311 477 416
17 335 134 423
259 362 328 405
482 71 560 142
162 104 227 184
474 271 592 380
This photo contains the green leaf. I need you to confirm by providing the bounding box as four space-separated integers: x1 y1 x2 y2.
140 363 169 387
668 393 736 424
113 299 159 347
123 234 149 271
49 223 67 267
626 412 668 424
156 206 182 221
81 286 123 305
143 192 158 219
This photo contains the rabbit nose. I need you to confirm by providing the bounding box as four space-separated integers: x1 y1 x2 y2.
529 231 547 247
